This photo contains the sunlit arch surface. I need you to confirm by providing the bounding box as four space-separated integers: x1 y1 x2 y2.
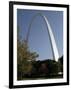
26 13 59 61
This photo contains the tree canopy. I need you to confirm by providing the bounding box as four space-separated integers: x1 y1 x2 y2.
17 27 39 80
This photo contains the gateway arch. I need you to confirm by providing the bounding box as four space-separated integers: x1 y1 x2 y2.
25 13 59 62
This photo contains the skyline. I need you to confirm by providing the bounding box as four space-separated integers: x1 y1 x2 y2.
17 9 63 60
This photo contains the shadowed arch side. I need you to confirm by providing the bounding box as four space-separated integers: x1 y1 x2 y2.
25 13 59 61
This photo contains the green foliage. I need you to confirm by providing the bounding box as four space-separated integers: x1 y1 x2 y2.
17 27 39 80
58 56 63 72
48 60 59 75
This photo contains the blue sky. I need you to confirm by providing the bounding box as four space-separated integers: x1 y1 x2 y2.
17 9 63 60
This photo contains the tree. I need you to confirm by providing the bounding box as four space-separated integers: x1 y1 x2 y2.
17 27 39 80
46 60 59 76
58 56 63 73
